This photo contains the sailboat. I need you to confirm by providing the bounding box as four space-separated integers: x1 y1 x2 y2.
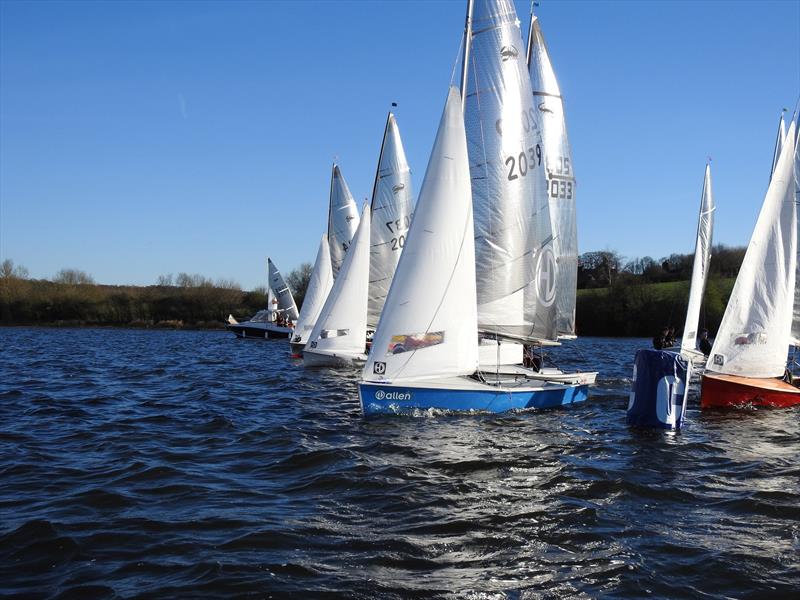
368 113 415 331
679 163 715 362
358 1 591 415
700 119 800 409
290 235 334 356
226 258 299 340
303 204 371 367
328 164 361 279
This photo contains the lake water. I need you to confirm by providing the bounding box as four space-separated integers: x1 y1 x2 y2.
1 328 798 598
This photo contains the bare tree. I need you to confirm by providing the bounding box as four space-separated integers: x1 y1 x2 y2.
53 268 95 285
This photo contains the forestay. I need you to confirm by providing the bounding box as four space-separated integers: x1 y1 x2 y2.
293 235 333 342
464 0 555 341
328 164 360 278
306 204 371 358
368 114 414 327
708 121 797 378
526 12 578 338
363 87 478 383
268 258 300 321
680 164 715 355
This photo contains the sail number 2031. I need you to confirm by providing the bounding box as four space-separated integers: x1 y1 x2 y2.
505 145 542 181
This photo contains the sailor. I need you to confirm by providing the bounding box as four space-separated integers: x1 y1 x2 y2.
698 328 712 356
653 327 669 350
665 326 677 348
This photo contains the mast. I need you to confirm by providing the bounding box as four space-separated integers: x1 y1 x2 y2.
525 1 537 65
459 0 474 110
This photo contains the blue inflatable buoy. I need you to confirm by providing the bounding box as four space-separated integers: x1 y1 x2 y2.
627 349 692 430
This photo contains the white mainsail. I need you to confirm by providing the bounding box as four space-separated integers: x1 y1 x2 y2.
363 87 478 383
306 204 371 358
708 121 797 378
292 234 334 344
268 258 300 321
464 0 555 342
328 164 360 278
526 11 578 338
790 117 800 345
368 113 414 327
680 164 715 355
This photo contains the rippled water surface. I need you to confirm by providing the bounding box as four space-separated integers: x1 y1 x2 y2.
1 328 798 598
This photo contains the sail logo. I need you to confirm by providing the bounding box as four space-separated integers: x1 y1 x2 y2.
373 361 387 375
536 247 558 307
392 183 405 194
500 45 519 62
374 389 411 401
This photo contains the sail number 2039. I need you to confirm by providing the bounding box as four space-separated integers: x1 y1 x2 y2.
505 145 542 181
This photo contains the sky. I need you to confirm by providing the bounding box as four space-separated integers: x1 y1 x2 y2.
1 0 799 290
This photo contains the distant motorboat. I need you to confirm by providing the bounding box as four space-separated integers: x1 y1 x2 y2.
227 257 299 341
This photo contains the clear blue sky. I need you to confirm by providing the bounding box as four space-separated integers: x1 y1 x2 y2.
1 0 798 290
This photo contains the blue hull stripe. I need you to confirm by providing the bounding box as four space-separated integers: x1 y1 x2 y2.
359 382 589 415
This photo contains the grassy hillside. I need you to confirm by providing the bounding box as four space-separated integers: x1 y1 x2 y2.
575 277 735 337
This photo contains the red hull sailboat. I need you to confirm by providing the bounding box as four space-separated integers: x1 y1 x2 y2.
700 115 800 410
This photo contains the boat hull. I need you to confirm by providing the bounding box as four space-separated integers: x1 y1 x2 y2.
226 323 291 340
359 378 589 415
700 372 800 409
303 349 367 368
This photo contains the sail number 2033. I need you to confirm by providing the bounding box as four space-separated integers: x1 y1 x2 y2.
505 145 542 181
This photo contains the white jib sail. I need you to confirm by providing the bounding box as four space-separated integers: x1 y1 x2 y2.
464 0 555 341
680 164 715 355
306 203 371 357
368 113 414 327
363 87 478 383
266 285 277 322
268 258 300 321
328 164 360 278
292 234 334 344
527 12 578 338
708 121 797 378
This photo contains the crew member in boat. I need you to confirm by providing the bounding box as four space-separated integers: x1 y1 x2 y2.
653 327 669 350
698 328 712 356
665 326 677 348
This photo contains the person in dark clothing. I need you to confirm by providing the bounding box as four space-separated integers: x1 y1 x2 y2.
698 328 712 356
653 327 669 350
665 326 677 348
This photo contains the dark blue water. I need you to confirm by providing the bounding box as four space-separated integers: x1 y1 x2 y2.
1 328 798 598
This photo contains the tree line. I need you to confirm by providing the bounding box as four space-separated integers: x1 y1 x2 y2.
1 246 742 336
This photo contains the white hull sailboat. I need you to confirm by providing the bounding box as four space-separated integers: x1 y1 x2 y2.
303 204 371 367
227 258 299 340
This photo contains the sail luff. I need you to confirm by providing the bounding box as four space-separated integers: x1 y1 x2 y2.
789 118 800 345
770 112 787 181
680 164 715 354
708 121 797 378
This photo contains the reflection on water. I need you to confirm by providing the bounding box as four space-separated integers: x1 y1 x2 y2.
0 328 798 598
